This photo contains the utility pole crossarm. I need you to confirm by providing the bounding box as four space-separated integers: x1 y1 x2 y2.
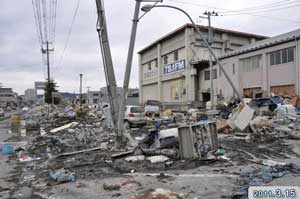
42 41 54 83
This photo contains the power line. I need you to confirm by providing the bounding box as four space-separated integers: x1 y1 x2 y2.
41 0 48 41
220 0 299 13
221 1 300 15
56 0 81 70
167 0 300 24
32 0 58 81
32 0 43 48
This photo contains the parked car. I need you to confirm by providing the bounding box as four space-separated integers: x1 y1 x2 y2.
124 106 147 129
0 108 5 118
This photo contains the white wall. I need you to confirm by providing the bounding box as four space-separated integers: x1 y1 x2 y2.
142 83 158 103
218 40 299 101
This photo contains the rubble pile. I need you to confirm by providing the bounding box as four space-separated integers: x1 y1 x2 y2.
2 94 300 198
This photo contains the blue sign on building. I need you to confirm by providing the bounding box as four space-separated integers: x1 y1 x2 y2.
163 60 185 74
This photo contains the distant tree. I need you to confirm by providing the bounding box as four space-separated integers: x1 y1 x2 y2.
44 80 60 105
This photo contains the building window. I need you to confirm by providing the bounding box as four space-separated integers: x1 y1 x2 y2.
252 55 260 70
93 99 98 104
241 55 262 72
232 63 235 74
219 67 222 77
174 51 178 61
282 48 288 63
270 47 294 66
148 62 151 70
275 50 281 65
212 69 217 79
288 47 294 62
163 55 168 65
204 70 210 80
155 59 158 68
270 52 275 65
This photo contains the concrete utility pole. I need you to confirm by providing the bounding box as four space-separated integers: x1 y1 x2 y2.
95 0 119 140
116 0 163 144
80 73 83 108
116 0 142 144
203 11 218 109
42 41 54 83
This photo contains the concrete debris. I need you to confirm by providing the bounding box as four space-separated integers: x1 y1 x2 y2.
249 116 272 132
49 169 76 183
289 129 300 140
134 188 184 199
2 94 300 199
274 125 292 133
228 105 255 131
19 154 41 162
276 104 297 118
50 122 79 133
146 155 169 164
100 142 109 149
125 155 145 162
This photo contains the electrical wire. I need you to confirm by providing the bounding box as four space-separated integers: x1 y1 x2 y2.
222 4 300 16
220 0 300 14
221 2 300 15
32 0 43 49
56 0 81 70
41 0 48 41
167 0 300 24
32 0 58 81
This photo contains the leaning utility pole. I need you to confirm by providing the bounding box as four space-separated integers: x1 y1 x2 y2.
202 11 218 109
116 0 163 144
95 0 119 137
116 0 142 144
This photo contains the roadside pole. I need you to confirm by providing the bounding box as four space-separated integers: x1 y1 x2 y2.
80 74 83 108
116 0 142 145
201 11 218 109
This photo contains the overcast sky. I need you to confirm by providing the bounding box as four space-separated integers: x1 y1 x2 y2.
1 0 300 95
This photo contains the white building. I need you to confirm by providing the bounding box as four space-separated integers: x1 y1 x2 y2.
138 24 267 110
213 28 300 101
0 87 17 108
87 91 101 105
24 89 37 103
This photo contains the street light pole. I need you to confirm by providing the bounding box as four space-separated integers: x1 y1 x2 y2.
141 5 243 103
116 0 142 144
116 0 163 145
80 73 83 108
